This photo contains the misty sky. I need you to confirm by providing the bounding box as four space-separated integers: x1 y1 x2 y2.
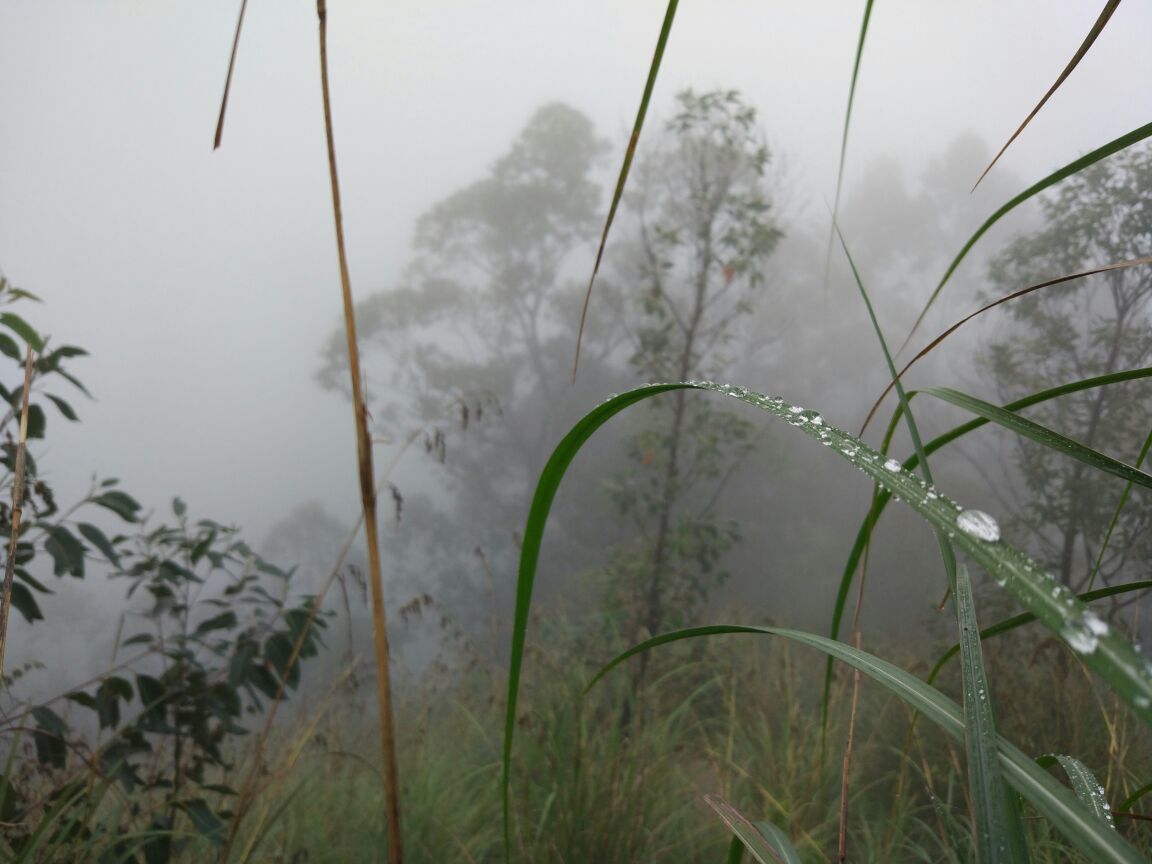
2 0 1151 548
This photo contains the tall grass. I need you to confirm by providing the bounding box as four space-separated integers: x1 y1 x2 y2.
502 5 1152 863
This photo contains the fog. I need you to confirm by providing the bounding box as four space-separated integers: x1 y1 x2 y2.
2 1 1151 688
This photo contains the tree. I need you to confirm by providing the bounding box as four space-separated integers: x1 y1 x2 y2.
317 103 622 624
981 142 1152 591
603 90 784 643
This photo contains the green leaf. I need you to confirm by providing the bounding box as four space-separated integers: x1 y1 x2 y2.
195 611 238 636
177 798 226 845
24 404 45 440
572 0 680 380
90 490 142 522
922 386 1152 491
44 394 78 422
8 583 43 623
1038 754 1115 828
955 565 1028 862
95 676 133 729
591 625 1146 864
0 313 43 351
122 632 154 647
172 497 186 517
706 794 800 864
0 333 20 360
77 522 121 566
44 525 85 578
31 706 67 770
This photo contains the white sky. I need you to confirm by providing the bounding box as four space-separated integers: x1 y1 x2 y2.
1 0 1150 541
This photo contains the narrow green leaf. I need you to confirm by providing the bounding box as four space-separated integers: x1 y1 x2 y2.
90 490 142 522
955 565 1029 862
823 0 875 287
0 313 43 351
705 794 798 864
922 386 1152 490
571 0 679 381
76 522 121 566
44 393 78 421
176 798 226 846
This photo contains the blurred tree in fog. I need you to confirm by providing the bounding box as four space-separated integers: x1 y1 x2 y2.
318 104 622 625
602 90 784 642
982 143 1152 591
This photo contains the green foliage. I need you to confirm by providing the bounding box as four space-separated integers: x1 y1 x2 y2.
0 282 328 862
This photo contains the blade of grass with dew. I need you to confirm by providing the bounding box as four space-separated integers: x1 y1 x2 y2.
1036 754 1116 828
822 0 875 288
705 794 799 864
928 580 1152 684
831 227 960 735
829 367 1152 666
955 564 1029 862
899 120 1152 352
572 0 679 381
972 0 1122 190
586 624 1147 864
504 383 1152 856
314 3 402 860
862 256 1152 434
920 386 1152 490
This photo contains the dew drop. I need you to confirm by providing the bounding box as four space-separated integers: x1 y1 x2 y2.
883 458 901 472
956 509 1000 542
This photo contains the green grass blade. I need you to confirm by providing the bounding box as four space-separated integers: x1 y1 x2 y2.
921 386 1152 491
823 0 875 287
705 794 799 864
588 624 1147 864
928 580 1152 684
1118 783 1152 812
1037 754 1116 828
955 564 1029 862
900 120 1152 351
571 0 679 380
972 0 1122 190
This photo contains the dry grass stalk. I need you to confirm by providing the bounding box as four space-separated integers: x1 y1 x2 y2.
0 347 35 677
315 2 403 860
